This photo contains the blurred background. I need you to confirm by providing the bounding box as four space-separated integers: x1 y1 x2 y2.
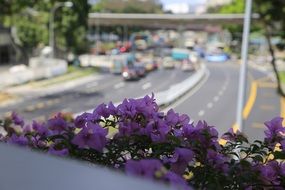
0 0 284 140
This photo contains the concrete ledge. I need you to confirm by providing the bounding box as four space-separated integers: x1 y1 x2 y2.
0 58 67 89
0 143 174 190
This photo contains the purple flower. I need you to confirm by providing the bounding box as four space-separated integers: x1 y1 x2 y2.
125 159 163 179
179 114 190 125
168 148 194 174
259 164 278 184
72 122 108 152
107 102 118 115
221 128 246 142
11 112 24 127
30 135 47 148
23 124 33 133
280 139 285 152
74 112 97 128
264 117 285 143
48 146 69 156
32 121 51 137
183 123 196 138
183 121 220 150
164 171 192 190
206 149 228 173
280 162 285 176
117 94 158 119
118 99 137 118
145 119 170 142
165 109 179 126
47 115 69 134
93 102 117 119
93 103 110 118
8 134 28 146
118 121 141 136
196 121 219 140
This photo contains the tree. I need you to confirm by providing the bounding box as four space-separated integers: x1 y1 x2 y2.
91 0 163 13
90 0 163 41
254 0 285 96
0 0 90 56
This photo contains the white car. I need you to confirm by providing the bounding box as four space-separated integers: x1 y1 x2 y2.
162 57 175 69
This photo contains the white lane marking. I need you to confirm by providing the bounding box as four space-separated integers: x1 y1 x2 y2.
114 82 125 89
207 102 213 109
198 110 205 117
162 69 210 112
218 90 223 96
214 96 219 102
142 82 152 90
86 82 98 88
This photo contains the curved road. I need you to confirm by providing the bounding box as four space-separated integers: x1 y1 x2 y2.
0 67 194 121
165 61 282 140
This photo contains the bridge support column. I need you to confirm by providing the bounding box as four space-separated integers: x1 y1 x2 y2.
178 24 185 48
95 19 100 55
123 25 128 42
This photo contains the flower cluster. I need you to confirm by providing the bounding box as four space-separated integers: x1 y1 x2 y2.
0 94 285 189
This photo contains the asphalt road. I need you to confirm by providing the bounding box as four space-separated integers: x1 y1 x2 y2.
165 61 282 140
0 67 193 121
0 61 282 141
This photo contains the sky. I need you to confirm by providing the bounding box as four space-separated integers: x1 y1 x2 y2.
160 0 206 5
160 0 207 14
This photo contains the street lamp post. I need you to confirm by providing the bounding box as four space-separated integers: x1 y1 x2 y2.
49 1 73 58
236 0 253 131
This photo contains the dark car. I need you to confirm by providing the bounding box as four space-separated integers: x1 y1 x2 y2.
134 62 146 77
122 61 140 80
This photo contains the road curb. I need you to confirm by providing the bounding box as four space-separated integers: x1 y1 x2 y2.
155 64 207 107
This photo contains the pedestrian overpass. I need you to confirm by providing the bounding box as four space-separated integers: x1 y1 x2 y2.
88 13 259 30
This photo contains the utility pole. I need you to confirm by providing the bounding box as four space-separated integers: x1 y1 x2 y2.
49 1 73 58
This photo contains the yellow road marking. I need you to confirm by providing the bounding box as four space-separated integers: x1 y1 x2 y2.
281 97 285 126
243 81 257 119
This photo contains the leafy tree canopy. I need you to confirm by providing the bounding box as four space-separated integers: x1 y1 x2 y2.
0 0 90 55
91 0 163 13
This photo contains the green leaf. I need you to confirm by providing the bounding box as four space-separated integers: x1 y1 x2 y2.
273 151 285 159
